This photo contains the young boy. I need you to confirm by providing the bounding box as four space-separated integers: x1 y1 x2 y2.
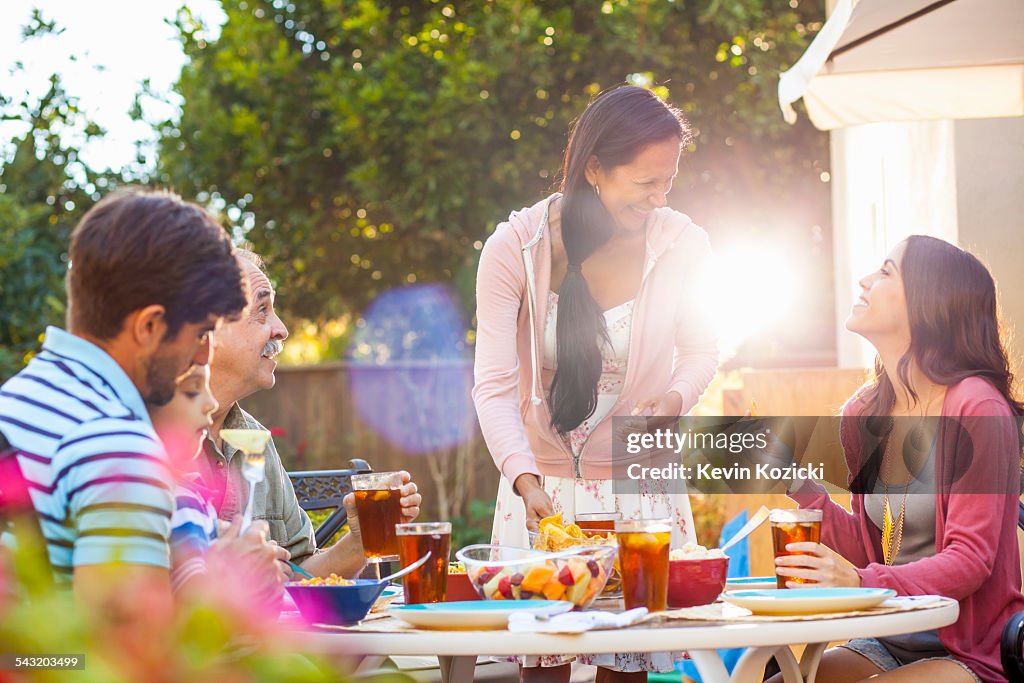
150 365 288 599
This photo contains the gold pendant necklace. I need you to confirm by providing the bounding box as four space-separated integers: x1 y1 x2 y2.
881 474 908 566
880 388 938 567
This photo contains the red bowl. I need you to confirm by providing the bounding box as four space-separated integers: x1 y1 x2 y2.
445 572 481 601
667 557 729 608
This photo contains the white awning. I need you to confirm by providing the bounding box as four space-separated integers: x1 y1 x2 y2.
779 0 1024 130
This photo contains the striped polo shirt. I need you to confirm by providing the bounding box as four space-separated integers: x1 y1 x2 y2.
169 475 218 593
0 327 174 577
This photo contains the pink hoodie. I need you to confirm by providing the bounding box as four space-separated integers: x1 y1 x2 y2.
472 194 719 483
791 377 1024 682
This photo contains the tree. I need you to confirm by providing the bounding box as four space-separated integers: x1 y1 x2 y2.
0 13 116 381
156 0 831 343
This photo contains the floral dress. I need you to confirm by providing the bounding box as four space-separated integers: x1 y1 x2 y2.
492 291 694 672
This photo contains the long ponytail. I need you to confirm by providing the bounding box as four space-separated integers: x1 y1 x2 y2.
549 86 688 433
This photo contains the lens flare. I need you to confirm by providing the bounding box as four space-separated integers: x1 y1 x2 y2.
347 284 473 453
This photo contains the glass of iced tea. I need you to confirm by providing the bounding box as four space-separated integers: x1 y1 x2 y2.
575 511 622 533
396 522 451 604
615 518 671 612
352 472 404 570
770 508 822 588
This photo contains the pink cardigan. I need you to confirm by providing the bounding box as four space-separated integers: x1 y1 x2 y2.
791 377 1024 682
472 193 719 482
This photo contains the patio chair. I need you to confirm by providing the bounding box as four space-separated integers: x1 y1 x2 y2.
999 500 1024 682
0 431 53 590
288 459 373 548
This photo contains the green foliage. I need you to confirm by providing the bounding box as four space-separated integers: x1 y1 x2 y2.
0 2 833 378
20 8 64 39
450 497 495 550
689 492 727 546
305 507 349 547
0 14 117 381
157 0 830 330
0 537 411 682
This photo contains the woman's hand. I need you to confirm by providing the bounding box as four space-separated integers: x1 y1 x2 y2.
774 542 861 588
620 392 684 439
632 391 683 423
514 474 554 532
343 470 422 540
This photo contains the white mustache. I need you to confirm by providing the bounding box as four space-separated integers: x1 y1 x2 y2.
261 339 284 359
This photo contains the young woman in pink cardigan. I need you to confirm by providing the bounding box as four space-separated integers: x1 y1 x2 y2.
473 86 718 681
772 236 1024 683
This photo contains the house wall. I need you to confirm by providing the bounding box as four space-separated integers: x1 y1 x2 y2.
830 120 959 367
954 116 1024 378
830 116 1024 376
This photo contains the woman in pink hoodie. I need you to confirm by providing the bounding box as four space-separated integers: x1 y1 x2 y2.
473 86 718 680
773 236 1024 683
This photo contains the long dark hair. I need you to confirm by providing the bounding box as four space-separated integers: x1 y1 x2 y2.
549 86 688 434
851 235 1024 492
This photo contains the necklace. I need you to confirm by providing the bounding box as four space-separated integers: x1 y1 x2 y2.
881 430 909 566
880 385 942 565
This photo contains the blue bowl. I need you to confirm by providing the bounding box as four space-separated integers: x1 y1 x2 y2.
285 579 389 625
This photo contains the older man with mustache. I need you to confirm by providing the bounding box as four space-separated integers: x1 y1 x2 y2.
200 250 421 577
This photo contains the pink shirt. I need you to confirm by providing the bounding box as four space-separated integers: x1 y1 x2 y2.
791 376 1024 682
472 194 718 482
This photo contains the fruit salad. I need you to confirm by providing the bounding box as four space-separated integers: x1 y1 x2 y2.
456 544 616 609
532 513 622 596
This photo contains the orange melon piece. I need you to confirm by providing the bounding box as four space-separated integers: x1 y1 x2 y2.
542 580 567 600
521 564 556 593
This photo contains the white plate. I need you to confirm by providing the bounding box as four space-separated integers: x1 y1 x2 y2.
722 588 897 615
389 600 574 630
724 576 778 591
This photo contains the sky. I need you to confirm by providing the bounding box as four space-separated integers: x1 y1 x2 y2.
0 0 226 172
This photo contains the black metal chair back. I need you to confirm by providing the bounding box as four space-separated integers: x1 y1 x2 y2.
288 458 372 548
1000 501 1024 682
1005 611 1024 683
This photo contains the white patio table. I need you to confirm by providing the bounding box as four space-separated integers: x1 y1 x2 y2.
285 598 958 683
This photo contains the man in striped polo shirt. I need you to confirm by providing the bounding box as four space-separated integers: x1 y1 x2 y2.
0 189 246 628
